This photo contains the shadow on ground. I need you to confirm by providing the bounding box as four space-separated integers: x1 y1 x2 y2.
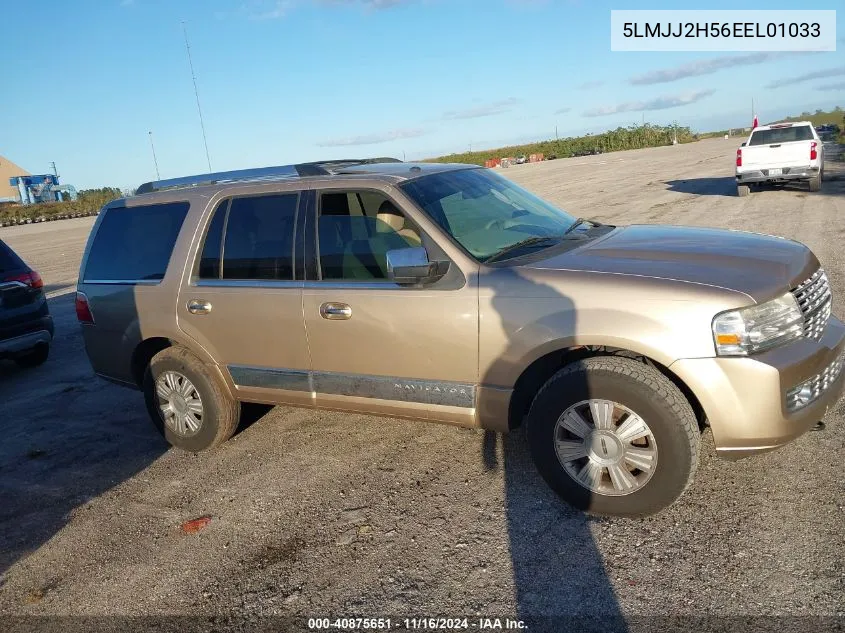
663 177 736 197
480 266 627 632
0 293 168 575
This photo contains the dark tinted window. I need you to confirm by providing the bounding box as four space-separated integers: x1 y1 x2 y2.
83 202 189 281
0 240 25 274
198 200 228 279
748 125 814 145
222 194 298 280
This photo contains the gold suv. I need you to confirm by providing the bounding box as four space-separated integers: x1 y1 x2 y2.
76 159 845 517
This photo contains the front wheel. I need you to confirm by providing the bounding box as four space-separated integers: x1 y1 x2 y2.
525 356 700 517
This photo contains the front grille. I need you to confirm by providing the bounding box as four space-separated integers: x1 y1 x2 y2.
786 352 845 412
791 268 832 342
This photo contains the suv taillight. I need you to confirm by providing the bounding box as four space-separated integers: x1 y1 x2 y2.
810 141 818 161
75 291 94 324
736 148 742 167
3 270 43 289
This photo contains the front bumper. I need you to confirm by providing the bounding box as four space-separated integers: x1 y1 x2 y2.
736 165 819 184
670 315 845 460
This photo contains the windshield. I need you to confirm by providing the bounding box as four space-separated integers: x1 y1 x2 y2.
399 168 577 262
748 125 814 145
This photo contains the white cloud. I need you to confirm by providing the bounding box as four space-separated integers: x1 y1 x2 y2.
584 89 716 117
317 127 427 146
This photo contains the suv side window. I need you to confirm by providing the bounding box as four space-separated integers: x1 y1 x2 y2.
197 194 298 281
317 191 422 281
83 201 189 282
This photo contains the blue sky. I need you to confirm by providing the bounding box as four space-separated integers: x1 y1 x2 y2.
1 0 843 189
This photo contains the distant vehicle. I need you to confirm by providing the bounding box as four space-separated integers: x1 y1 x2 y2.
76 158 845 517
735 121 825 197
0 239 53 368
515 155 527 164
570 148 603 158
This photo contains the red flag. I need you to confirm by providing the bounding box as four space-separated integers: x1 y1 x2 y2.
752 115 759 129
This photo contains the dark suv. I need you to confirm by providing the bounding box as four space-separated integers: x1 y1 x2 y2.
0 239 53 368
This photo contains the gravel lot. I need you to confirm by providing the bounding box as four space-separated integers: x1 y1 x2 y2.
1 137 844 632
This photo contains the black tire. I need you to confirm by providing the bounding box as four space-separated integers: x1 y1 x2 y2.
14 344 49 368
737 184 750 197
525 356 699 518
143 346 240 452
809 173 821 191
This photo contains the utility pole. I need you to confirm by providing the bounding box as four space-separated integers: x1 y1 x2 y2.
149 131 161 180
402 150 406 162
555 125 558 140
183 21 212 173
49 161 58 177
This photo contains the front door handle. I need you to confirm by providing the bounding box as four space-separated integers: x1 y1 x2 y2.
187 299 212 315
320 302 352 320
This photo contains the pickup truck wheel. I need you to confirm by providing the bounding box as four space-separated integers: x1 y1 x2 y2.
809 174 821 192
737 184 750 197
143 346 239 452
525 356 699 518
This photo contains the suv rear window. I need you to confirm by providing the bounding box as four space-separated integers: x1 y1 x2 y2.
83 201 189 282
748 125 814 145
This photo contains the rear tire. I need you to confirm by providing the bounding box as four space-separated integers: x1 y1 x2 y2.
143 346 239 452
737 184 750 197
809 173 821 191
525 356 700 518
14 344 49 368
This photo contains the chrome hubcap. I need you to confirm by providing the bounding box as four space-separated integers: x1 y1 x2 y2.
554 399 657 496
155 371 203 437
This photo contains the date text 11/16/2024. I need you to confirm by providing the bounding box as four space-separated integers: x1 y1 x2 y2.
307 617 528 630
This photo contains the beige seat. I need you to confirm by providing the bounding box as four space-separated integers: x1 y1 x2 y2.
375 201 422 247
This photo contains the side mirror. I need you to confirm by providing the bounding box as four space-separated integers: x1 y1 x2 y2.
386 247 450 286
740 142 747 146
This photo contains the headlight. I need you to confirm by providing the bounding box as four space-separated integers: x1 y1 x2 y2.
712 293 804 356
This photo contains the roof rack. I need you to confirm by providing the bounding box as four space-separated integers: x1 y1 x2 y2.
135 157 402 195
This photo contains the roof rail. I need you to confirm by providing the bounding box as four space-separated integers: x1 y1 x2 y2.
135 157 402 195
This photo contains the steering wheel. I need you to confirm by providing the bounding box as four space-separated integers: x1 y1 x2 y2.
484 218 517 231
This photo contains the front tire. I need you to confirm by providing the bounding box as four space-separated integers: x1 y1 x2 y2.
525 356 700 517
143 346 240 452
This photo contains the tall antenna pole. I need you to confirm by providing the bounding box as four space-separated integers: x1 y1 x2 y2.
50 161 58 177
149 131 161 180
182 21 212 173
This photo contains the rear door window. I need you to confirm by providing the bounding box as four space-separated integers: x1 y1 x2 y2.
83 201 190 282
0 240 25 275
196 193 299 281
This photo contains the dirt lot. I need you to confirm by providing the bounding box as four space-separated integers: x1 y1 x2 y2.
1 137 844 631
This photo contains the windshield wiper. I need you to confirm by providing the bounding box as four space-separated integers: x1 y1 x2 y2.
563 217 598 235
485 236 560 263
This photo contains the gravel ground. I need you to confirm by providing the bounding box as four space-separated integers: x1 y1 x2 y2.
1 138 844 632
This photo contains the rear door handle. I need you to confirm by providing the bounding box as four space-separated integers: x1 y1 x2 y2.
320 302 352 320
187 299 212 315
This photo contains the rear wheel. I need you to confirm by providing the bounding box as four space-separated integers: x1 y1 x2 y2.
143 346 239 452
14 344 49 368
737 184 750 197
525 356 700 517
809 173 821 191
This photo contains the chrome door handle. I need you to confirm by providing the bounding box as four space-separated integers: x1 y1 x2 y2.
320 302 352 320
187 299 212 315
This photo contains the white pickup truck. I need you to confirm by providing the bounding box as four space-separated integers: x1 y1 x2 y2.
735 121 824 197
